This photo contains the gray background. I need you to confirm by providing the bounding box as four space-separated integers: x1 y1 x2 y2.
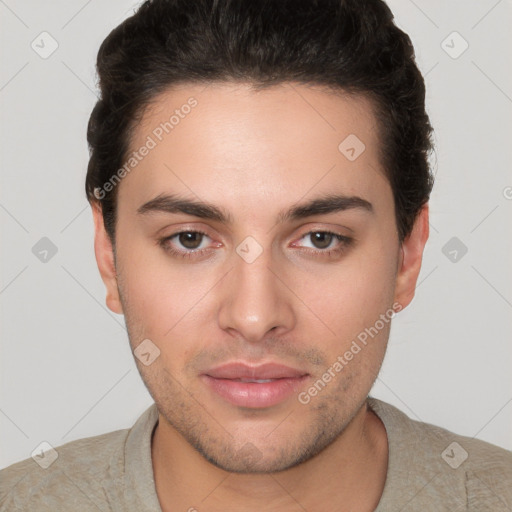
1 0 511 469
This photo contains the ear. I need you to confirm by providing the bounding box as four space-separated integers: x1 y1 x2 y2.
394 204 430 309
91 203 123 315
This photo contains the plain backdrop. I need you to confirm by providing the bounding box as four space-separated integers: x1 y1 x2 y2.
1 0 511 469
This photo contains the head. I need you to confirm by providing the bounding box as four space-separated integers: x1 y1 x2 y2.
87 0 433 473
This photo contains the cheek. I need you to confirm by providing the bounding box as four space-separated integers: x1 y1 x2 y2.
296 241 397 332
116 240 219 369
291 242 398 382
117 227 186 302
121 266 204 335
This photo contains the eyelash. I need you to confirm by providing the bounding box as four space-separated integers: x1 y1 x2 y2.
158 229 353 260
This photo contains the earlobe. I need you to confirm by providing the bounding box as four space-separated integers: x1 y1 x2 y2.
393 204 430 310
91 203 123 315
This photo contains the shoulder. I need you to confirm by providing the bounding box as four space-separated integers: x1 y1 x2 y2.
369 397 512 510
0 428 129 512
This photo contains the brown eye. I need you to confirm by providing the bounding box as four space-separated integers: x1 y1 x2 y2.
293 230 353 258
177 231 204 249
310 232 334 249
159 229 215 260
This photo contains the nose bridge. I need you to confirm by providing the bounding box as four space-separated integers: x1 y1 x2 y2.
218 238 294 341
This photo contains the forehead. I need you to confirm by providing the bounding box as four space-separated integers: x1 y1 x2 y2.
118 82 391 218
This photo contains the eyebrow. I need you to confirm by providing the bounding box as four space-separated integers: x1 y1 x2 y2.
137 193 373 224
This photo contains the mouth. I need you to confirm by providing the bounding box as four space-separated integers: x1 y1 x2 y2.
200 362 309 408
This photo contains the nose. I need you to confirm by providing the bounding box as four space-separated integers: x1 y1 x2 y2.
217 245 296 344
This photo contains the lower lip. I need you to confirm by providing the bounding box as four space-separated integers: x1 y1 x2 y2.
201 375 309 408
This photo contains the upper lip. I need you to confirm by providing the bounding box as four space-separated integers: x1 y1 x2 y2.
203 362 308 380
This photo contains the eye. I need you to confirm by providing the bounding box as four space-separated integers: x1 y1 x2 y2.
159 229 353 260
293 230 353 257
159 230 213 259
173 231 209 250
301 231 339 250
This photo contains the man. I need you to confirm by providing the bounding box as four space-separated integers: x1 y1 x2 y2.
1 0 511 510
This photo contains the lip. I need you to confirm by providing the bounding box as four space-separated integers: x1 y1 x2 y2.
201 362 309 408
204 362 307 380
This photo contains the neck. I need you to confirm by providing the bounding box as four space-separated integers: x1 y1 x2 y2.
151 401 388 512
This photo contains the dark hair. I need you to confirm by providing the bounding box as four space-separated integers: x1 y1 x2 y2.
85 0 434 243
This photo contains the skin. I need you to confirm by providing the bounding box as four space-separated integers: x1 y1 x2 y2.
92 82 429 511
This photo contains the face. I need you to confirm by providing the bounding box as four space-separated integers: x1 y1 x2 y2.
93 82 428 473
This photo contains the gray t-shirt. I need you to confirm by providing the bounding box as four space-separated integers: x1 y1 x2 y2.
1 398 511 511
